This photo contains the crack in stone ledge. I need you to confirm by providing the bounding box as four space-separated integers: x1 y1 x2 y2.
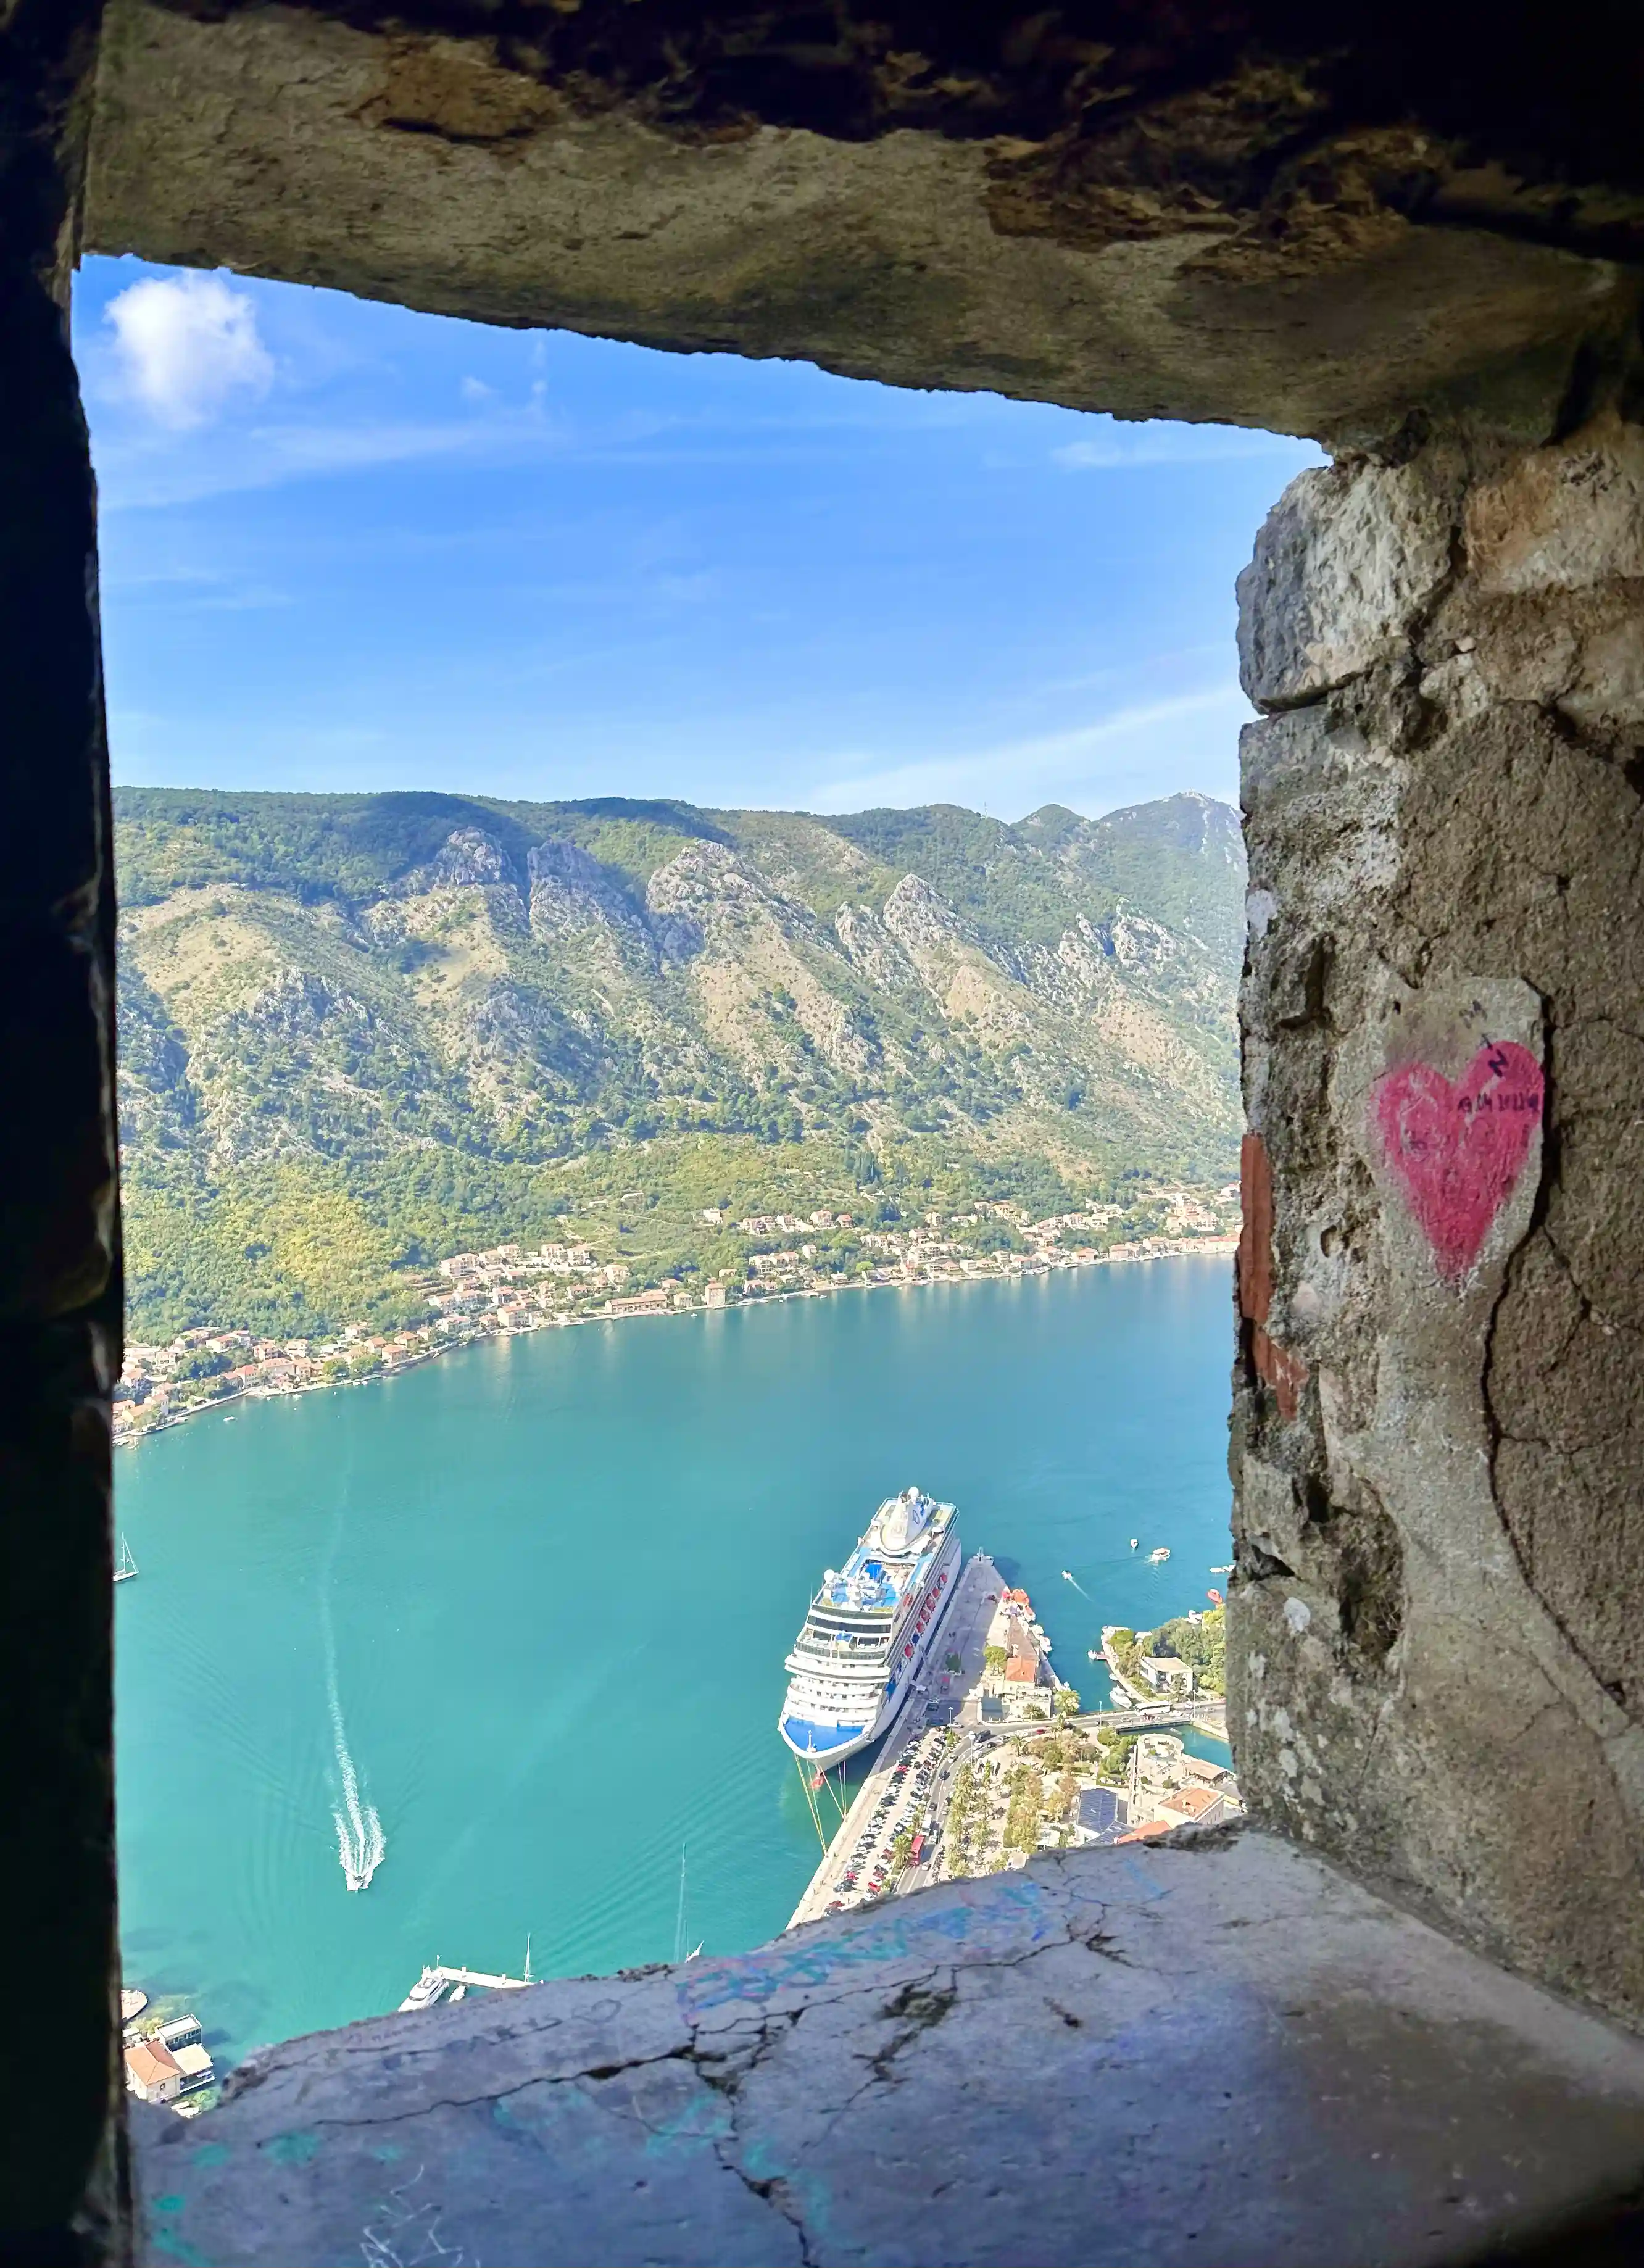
194 1873 1135 2268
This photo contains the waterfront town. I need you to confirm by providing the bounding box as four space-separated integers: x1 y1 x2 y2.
114 1191 1237 1445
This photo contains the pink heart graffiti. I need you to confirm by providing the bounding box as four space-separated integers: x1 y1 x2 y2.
1372 1042 1544 1282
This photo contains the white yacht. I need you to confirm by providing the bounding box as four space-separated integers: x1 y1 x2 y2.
779 1488 962 1768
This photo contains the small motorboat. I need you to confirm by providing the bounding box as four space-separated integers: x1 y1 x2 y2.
1129 1539 1139 1551
1148 1547 1171 1563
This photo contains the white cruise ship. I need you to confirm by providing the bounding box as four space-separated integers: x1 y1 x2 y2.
779 1487 962 1767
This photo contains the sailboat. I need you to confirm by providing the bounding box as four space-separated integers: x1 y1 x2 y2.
114 1534 138 1582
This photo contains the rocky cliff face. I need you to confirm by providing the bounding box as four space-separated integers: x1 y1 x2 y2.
114 787 1243 1334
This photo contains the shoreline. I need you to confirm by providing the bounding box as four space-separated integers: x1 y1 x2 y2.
115 1234 1237 1453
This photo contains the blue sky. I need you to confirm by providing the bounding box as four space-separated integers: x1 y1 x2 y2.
73 257 1320 821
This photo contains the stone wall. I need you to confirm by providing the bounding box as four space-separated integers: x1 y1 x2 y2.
0 0 129 2258
1231 395 1644 2024
6 1 1644 2253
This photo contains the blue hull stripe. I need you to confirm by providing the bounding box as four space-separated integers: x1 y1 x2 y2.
781 1718 867 1756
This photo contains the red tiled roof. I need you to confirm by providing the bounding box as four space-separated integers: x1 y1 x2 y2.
125 2038 180 2085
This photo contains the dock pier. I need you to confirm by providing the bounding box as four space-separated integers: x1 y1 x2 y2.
399 1963 533 2013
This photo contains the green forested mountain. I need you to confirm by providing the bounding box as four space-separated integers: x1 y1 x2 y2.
115 786 1246 1339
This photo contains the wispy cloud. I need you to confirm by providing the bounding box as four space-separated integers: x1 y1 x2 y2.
91 395 886 510
94 404 570 510
806 685 1252 816
101 563 294 611
1053 420 1321 473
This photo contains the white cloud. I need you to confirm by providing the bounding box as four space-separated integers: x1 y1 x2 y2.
460 376 497 404
806 685 1252 818
104 270 274 429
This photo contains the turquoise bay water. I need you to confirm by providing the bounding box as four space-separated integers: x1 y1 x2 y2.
114 1257 1234 2065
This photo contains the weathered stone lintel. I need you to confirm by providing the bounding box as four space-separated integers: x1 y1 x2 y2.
83 0 1643 445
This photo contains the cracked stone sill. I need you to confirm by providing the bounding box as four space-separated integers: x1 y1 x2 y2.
136 1826 1644 2267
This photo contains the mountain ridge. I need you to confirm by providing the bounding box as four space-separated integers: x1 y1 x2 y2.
114 787 1247 1339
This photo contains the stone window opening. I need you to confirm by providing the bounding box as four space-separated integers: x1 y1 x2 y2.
10 4 1644 2262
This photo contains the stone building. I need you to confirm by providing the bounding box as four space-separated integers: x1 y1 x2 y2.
10 3 1644 2261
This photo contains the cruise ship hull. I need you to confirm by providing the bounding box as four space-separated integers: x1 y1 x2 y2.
779 1506 962 1768
778 1686 902 1769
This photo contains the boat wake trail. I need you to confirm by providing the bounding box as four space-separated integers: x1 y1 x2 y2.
320 1583 384 1893
1060 1569 1089 1598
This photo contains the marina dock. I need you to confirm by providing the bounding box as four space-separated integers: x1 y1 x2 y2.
399 1963 533 2013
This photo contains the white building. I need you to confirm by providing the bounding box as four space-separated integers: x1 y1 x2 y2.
1137 1654 1195 1695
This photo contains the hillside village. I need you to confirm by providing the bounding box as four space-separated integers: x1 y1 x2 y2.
115 1186 1236 1442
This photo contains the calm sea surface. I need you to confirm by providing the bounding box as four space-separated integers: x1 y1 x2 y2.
115 1257 1234 2066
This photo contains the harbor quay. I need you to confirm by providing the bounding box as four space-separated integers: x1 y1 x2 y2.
786 1551 1005 1931
787 1550 1077 1929
788 1554 1240 1929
